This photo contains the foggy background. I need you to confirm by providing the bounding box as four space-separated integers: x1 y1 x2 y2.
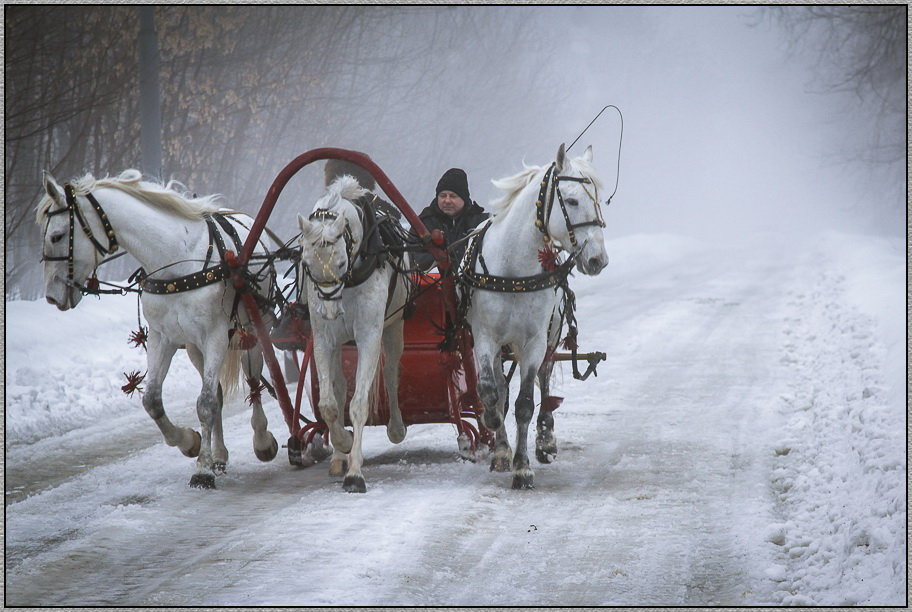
5 5 905 300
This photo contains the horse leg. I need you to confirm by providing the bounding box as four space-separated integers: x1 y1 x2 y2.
188 338 229 489
382 318 407 444
326 368 349 477
489 354 512 472
343 330 382 493
535 359 558 464
475 338 505 431
242 348 278 462
512 362 542 490
314 338 351 476
186 346 228 473
143 331 201 458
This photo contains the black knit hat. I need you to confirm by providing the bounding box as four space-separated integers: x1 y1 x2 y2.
435 168 471 205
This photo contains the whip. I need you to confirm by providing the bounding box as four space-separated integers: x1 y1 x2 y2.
566 104 624 205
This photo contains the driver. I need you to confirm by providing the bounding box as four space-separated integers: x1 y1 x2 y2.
413 168 489 272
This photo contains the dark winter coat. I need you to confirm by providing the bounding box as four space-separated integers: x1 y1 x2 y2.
412 199 489 271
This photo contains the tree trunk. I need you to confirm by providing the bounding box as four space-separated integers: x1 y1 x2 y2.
138 6 163 180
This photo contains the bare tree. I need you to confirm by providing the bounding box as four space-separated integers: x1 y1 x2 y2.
764 6 906 164
5 6 561 299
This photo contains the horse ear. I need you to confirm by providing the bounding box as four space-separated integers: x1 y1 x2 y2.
297 213 310 235
582 145 593 163
329 213 347 238
555 143 566 173
43 171 62 203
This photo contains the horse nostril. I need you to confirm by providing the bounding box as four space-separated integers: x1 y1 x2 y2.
587 257 602 271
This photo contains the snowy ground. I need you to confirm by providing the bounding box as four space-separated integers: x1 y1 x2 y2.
4 230 906 606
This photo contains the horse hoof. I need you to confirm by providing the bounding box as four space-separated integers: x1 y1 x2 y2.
387 424 407 444
511 474 534 490
287 436 304 466
181 430 202 458
343 475 367 493
535 448 556 464
329 458 348 477
490 455 512 472
482 412 502 431
255 435 279 462
305 437 333 463
189 473 216 489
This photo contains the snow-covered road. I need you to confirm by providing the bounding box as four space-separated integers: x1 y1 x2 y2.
5 231 905 605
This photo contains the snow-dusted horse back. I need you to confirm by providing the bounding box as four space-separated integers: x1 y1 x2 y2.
37 170 280 488
460 144 609 489
297 175 410 493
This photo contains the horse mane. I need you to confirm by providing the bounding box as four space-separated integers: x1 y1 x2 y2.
36 169 222 222
489 163 545 221
317 174 367 214
489 154 603 224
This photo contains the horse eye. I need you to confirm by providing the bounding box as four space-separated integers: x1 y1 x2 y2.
49 232 65 244
565 198 579 207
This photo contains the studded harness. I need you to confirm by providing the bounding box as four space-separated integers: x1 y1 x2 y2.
457 162 605 293
41 183 274 299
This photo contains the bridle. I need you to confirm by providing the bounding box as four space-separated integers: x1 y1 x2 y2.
41 183 119 293
534 162 605 251
300 208 356 301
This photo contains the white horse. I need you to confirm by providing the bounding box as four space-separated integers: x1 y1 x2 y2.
296 175 410 493
460 144 609 489
37 170 280 489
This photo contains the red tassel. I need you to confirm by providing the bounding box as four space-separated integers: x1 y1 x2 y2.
538 246 558 272
561 334 578 351
246 379 266 405
129 326 148 350
234 327 258 350
122 370 146 396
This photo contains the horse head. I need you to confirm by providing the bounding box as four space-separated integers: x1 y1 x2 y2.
37 172 101 310
297 175 366 320
549 144 609 276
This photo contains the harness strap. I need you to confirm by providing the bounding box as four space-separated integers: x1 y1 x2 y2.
141 211 244 295
458 221 575 293
346 196 384 287
67 185 119 255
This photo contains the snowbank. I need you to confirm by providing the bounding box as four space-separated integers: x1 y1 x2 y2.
767 231 906 605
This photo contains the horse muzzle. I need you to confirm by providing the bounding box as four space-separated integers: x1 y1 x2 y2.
316 298 344 321
578 252 608 276
45 280 80 311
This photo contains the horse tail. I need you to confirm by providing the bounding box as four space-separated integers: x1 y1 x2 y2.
219 344 244 398
368 350 386 423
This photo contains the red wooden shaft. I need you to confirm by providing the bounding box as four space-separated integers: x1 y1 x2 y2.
238 147 449 270
226 251 297 435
